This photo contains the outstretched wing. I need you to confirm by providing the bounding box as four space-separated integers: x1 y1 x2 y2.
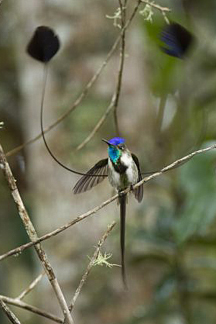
73 159 108 194
131 153 143 202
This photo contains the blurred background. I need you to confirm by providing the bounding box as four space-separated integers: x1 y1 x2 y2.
1 0 216 323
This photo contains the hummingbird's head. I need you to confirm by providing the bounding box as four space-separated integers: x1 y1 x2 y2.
102 137 126 163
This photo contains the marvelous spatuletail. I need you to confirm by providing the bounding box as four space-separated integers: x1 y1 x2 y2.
73 137 144 288
26 27 144 288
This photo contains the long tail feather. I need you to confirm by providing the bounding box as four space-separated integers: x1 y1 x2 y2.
119 192 128 289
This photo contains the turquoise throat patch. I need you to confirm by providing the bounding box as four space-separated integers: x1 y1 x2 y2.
108 146 121 164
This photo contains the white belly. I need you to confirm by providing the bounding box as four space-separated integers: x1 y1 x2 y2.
121 153 138 184
108 156 138 191
108 159 120 189
126 163 138 185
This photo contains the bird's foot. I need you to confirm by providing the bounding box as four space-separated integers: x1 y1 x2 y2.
118 190 125 198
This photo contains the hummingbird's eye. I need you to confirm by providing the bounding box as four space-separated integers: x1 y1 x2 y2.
118 144 125 150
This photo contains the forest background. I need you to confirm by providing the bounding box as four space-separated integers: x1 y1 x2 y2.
1 0 216 323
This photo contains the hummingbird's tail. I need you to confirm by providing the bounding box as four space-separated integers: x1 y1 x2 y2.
119 192 128 290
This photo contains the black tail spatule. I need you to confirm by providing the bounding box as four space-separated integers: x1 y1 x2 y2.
27 26 60 63
160 22 194 58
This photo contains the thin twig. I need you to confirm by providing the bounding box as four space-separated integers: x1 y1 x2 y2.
1 143 216 262
16 272 45 300
0 295 63 323
0 299 21 324
133 143 216 190
69 221 116 312
76 93 117 150
0 144 73 324
113 0 127 136
76 0 142 150
141 0 171 13
6 0 141 158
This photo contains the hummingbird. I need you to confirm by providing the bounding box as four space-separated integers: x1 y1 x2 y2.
26 27 144 288
73 137 144 288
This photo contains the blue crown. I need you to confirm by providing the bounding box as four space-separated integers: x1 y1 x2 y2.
108 137 125 145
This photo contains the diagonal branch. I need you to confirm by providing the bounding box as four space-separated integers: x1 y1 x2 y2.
16 272 45 300
0 143 73 324
0 299 21 324
133 143 216 189
76 93 117 150
1 143 216 263
0 295 63 323
140 0 171 13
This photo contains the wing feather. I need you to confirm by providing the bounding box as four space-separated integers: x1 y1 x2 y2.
73 159 108 194
83 166 102 192
131 153 143 202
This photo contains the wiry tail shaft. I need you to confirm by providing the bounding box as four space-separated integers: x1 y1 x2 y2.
119 192 128 289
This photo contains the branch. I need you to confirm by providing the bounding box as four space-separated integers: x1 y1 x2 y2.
0 143 73 324
0 299 21 324
69 221 116 312
133 143 216 190
6 0 141 158
112 0 127 136
76 93 116 150
141 0 171 13
140 0 171 23
1 143 216 263
16 272 45 300
76 0 142 150
0 295 63 323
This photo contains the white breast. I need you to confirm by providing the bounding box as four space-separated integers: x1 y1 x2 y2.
108 158 120 189
107 153 139 191
122 154 138 185
120 153 133 167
